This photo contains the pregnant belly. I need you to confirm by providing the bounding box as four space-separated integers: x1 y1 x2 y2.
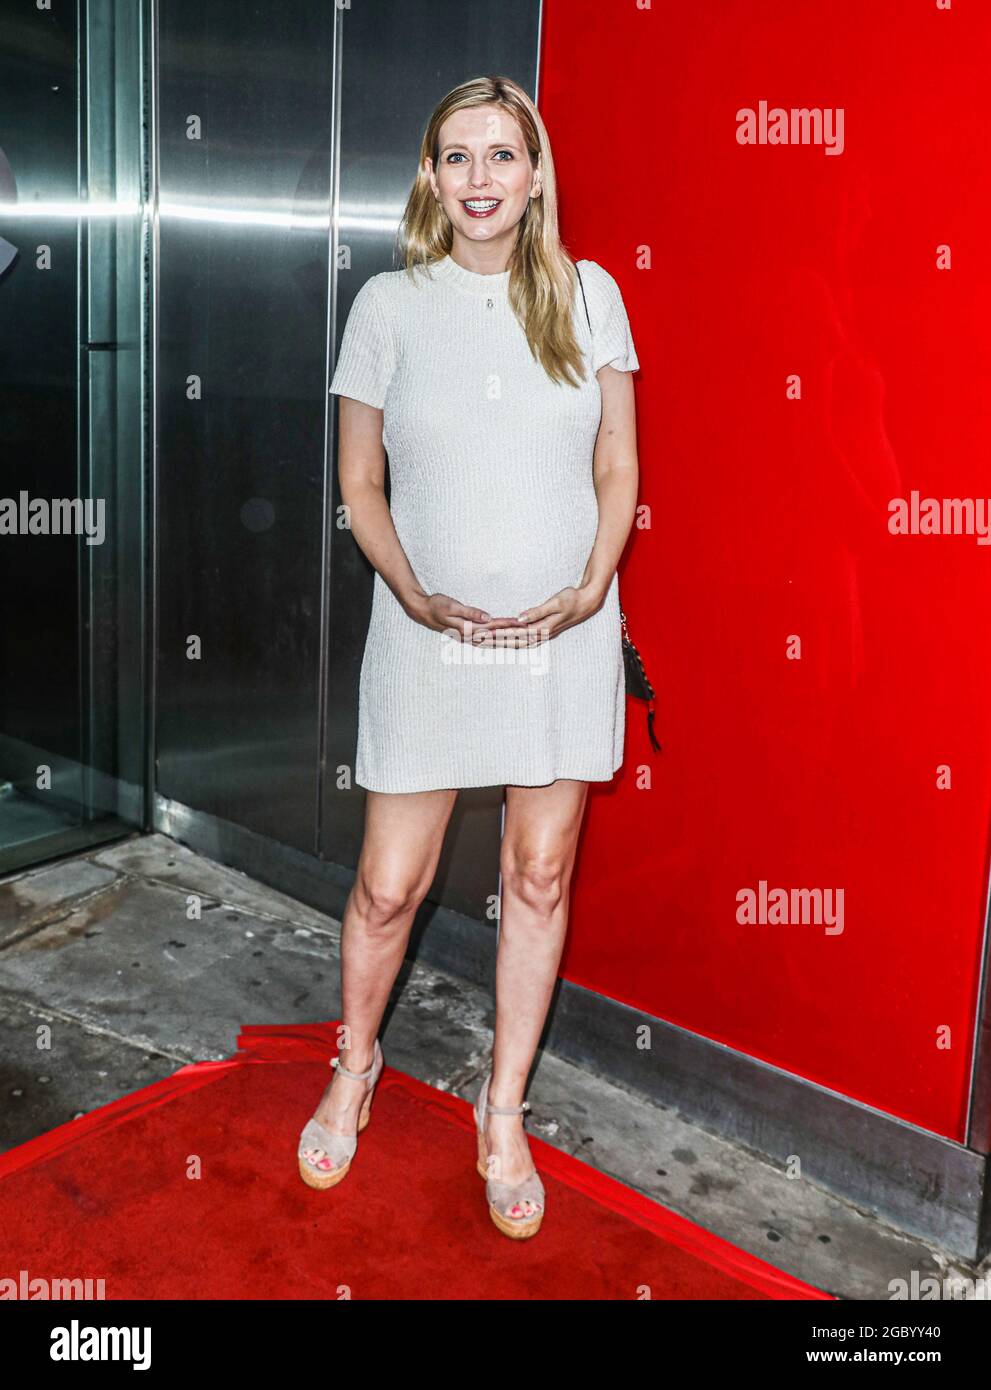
394 495 597 612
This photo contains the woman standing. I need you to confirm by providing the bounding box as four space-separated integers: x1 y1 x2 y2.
298 75 640 1240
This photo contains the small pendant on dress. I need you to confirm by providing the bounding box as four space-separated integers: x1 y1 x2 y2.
486 297 493 309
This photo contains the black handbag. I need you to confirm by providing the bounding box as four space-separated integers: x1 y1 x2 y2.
575 263 662 755
621 608 662 753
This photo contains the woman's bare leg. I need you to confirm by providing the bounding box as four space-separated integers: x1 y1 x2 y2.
485 778 590 1214
304 787 458 1157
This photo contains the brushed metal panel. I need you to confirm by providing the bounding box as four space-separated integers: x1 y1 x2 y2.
155 0 335 851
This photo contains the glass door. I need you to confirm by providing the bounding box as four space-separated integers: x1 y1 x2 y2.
0 0 148 874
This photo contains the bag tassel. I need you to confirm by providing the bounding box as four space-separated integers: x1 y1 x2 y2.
646 700 662 754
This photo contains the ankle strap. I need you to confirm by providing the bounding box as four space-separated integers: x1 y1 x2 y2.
486 1099 531 1116
332 1044 378 1082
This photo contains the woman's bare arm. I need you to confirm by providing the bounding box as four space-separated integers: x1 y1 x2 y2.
337 396 424 610
578 365 640 603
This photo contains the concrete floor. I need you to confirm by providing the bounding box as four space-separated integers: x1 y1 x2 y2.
0 830 987 1301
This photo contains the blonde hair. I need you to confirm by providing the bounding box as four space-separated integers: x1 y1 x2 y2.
396 75 587 388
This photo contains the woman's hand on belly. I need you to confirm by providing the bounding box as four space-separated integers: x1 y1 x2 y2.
405 590 528 644
470 581 607 648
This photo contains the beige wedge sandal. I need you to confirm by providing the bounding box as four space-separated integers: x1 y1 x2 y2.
297 1039 384 1190
474 1071 545 1240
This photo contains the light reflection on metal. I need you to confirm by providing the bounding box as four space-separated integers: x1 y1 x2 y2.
0 198 404 235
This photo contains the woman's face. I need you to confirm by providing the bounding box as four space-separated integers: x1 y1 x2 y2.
427 103 539 247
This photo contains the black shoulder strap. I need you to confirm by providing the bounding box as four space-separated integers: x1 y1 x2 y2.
574 261 592 333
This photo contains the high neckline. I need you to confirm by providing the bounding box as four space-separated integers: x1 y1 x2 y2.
430 252 511 297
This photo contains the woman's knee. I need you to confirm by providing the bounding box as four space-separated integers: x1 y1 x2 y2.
500 845 567 917
354 868 427 928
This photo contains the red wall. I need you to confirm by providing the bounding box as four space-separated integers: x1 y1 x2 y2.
543 0 991 1141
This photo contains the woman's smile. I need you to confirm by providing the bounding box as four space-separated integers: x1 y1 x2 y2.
461 197 502 218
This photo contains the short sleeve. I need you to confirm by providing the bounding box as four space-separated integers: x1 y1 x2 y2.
329 274 396 409
578 260 640 375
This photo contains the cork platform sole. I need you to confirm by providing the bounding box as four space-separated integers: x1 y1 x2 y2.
298 1045 382 1191
476 1129 544 1240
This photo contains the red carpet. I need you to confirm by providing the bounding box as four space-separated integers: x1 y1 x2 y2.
0 1023 833 1300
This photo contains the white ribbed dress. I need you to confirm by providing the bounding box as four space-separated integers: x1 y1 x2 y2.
329 253 640 793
